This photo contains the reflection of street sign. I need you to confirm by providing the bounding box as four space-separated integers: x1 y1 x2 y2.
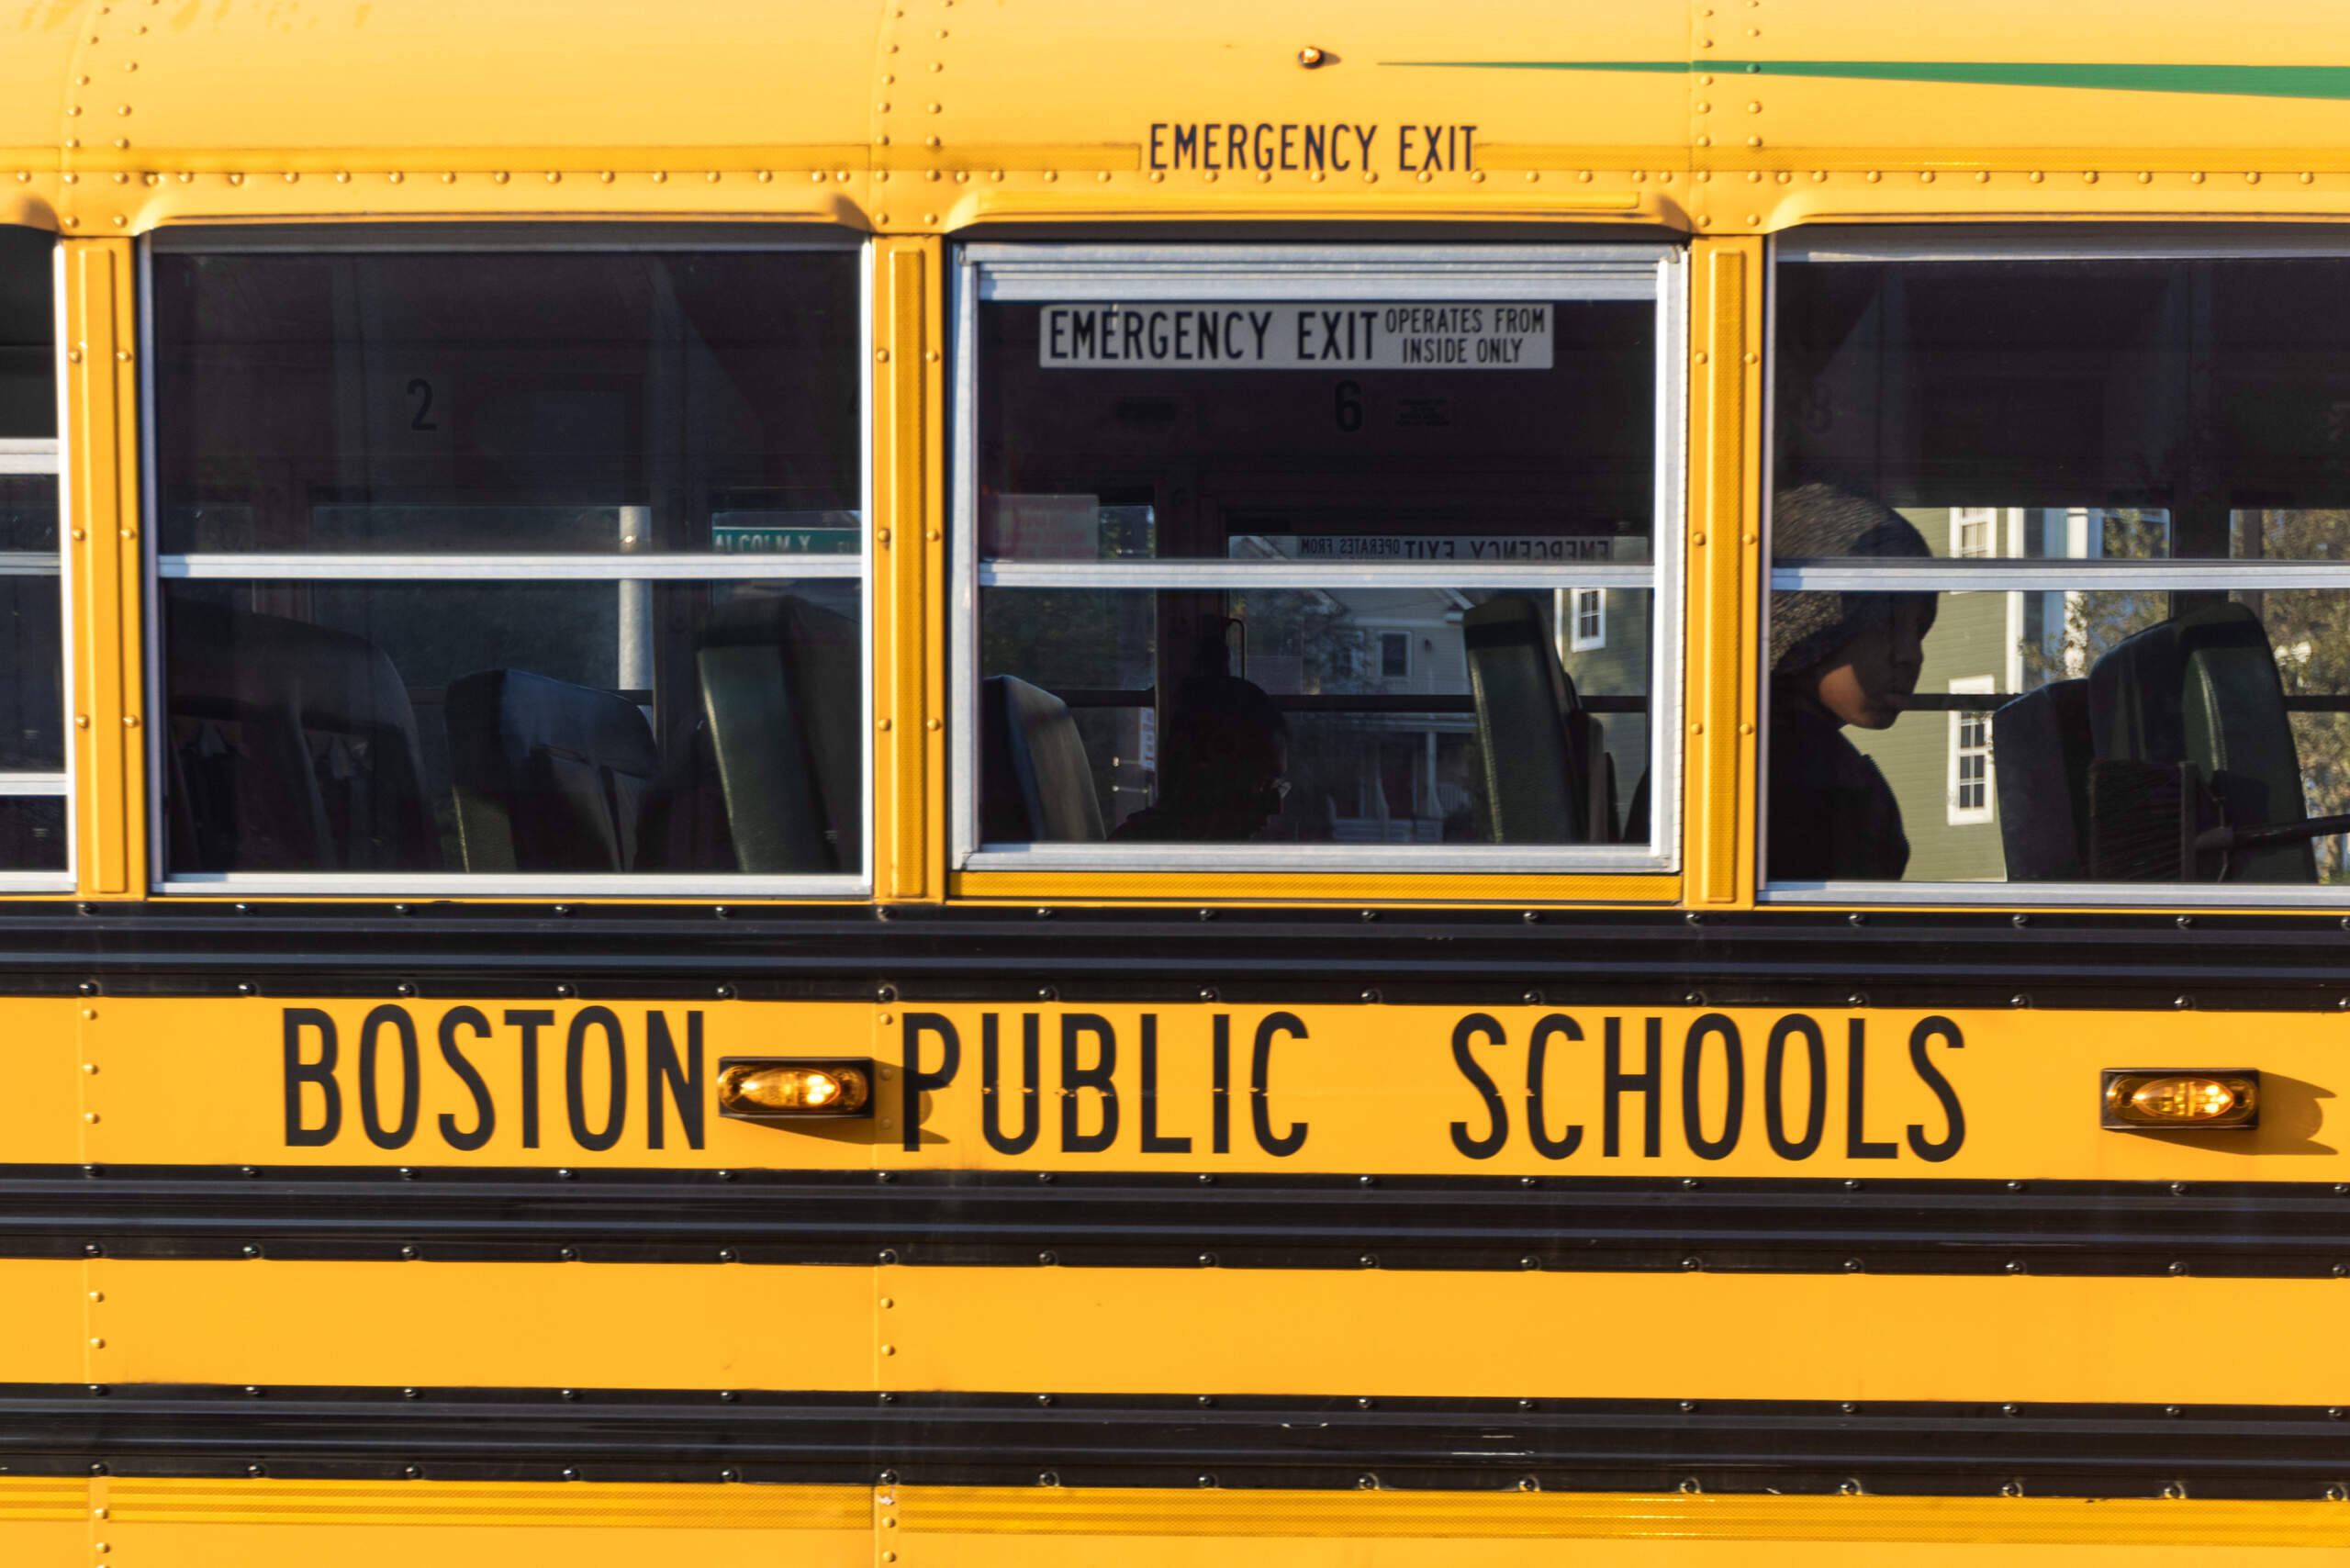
711 518 862 554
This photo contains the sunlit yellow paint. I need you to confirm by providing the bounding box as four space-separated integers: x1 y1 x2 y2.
0 1260 97 1383
74 1260 874 1390
883 1268 2350 1406
901 1486 2350 1547
875 238 946 901
62 239 143 897
18 1 2350 237
106 1477 868 1529
1686 239 1762 907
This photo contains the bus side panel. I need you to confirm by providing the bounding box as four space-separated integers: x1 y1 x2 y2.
0 999 91 1165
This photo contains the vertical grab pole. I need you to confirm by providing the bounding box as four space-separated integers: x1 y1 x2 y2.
616 504 653 704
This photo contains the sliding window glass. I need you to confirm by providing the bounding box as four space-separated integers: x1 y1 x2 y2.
0 229 68 881
1772 233 2350 901
148 234 867 892
955 246 1683 872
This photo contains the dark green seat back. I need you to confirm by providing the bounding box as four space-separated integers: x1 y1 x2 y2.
445 668 658 873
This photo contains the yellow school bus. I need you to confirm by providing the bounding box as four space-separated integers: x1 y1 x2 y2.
12 1 2350 1562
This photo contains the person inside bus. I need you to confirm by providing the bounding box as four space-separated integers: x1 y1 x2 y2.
1113 634 1290 842
1768 484 1937 881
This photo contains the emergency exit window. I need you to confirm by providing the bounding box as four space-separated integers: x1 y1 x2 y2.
955 245 1685 873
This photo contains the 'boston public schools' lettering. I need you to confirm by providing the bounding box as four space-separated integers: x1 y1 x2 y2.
1448 1012 1965 1163
282 1005 706 1152
899 1011 1310 1157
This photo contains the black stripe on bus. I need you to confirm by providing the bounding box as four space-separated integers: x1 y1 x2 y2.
2 1383 2346 1498
11 1166 2350 1278
5 900 2350 1012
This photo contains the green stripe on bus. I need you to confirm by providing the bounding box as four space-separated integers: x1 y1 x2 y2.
1382 60 2350 102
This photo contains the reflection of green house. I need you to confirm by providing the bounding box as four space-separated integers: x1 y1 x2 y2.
1557 586 1653 838
1840 509 2014 880
1838 507 2169 881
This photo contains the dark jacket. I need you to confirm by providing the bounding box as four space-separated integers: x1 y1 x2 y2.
1768 700 1910 881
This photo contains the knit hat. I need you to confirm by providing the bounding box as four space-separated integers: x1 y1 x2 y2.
1769 484 1937 676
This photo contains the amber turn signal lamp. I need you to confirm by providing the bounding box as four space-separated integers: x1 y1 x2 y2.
717 1058 875 1122
2100 1069 2260 1130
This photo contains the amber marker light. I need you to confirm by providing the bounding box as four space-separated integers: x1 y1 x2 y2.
716 1058 875 1123
2100 1070 2260 1131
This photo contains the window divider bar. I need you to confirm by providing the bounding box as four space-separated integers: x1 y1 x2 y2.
157 554 866 581
979 561 1657 590
1773 560 2350 592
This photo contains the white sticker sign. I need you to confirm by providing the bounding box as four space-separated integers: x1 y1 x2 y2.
1040 304 1554 371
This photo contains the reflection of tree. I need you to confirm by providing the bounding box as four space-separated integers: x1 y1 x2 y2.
2009 510 2350 882
1229 589 1371 839
2244 511 2350 880
1229 588 1370 692
980 589 1125 689
2017 510 2170 689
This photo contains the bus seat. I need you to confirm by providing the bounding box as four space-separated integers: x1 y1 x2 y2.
444 668 658 873
2087 602 2311 883
632 713 735 873
1461 596 1605 843
163 599 439 872
980 675 1105 843
1621 764 1651 846
1992 679 2093 879
697 592 862 874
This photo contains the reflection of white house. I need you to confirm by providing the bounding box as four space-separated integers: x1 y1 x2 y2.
1252 584 1479 844
1228 538 1652 844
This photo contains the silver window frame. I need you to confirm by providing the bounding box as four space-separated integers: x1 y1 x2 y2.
949 243 1687 876
1763 227 2350 907
139 227 876 898
0 237 79 891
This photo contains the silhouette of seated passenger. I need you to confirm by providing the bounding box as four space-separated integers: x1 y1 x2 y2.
1768 485 1938 882
1113 644 1289 843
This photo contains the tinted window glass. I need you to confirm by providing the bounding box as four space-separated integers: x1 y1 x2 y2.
0 228 65 876
1774 255 2350 889
153 251 859 554
153 247 867 883
968 263 1668 862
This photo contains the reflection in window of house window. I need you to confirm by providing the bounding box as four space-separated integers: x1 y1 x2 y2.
1946 676 1995 826
1572 588 1606 652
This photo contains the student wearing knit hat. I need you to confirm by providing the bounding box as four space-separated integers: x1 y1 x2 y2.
1767 484 1938 881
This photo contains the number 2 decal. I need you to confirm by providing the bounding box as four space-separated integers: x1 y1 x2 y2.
406 377 438 431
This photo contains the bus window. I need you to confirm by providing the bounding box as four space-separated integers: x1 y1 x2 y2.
957 246 1680 869
0 227 67 878
149 240 867 890
1773 245 2350 894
